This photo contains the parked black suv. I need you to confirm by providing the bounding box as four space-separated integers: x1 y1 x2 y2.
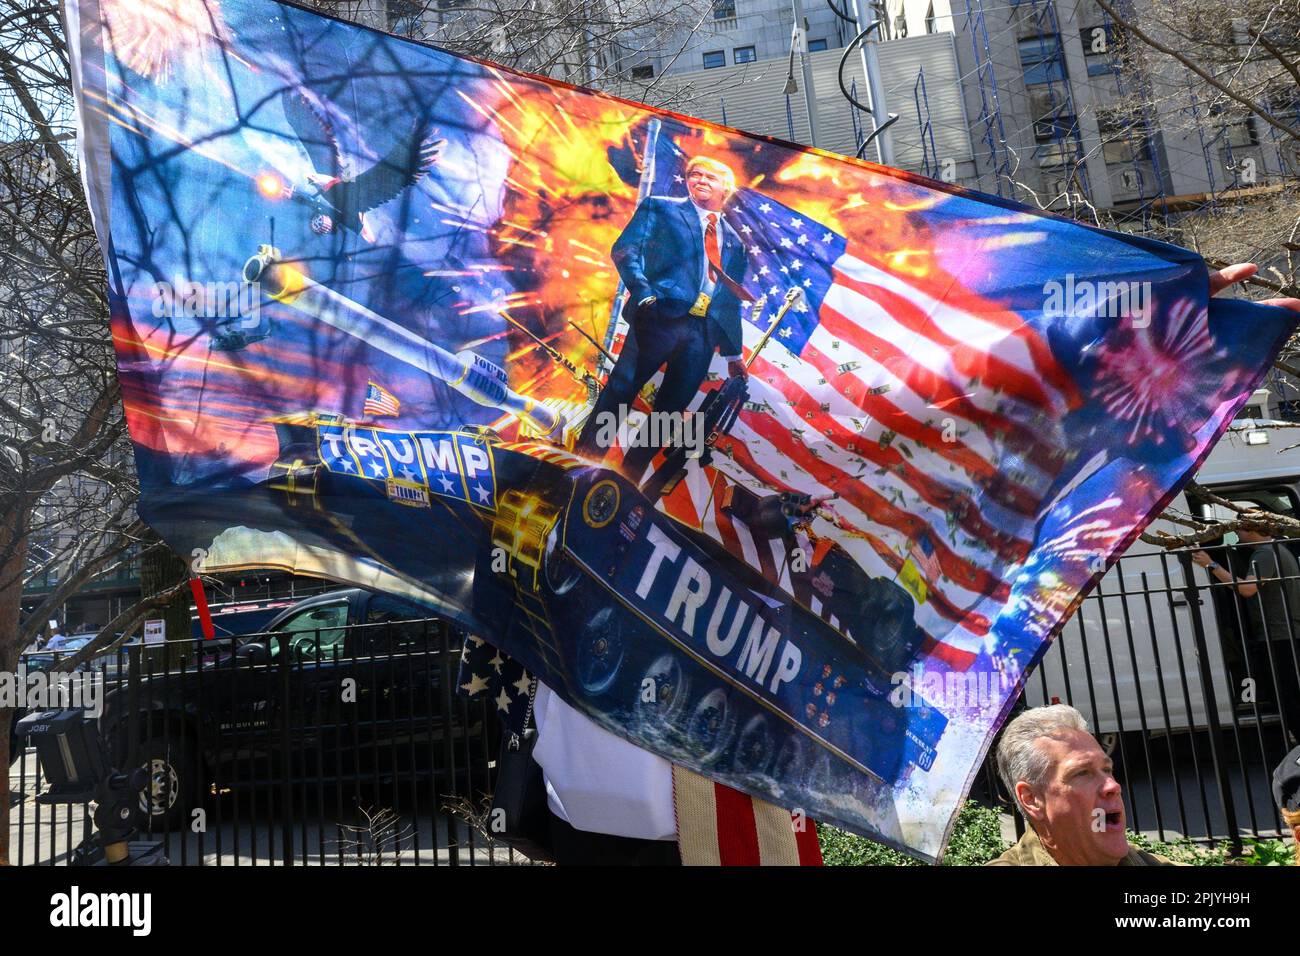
99 588 497 828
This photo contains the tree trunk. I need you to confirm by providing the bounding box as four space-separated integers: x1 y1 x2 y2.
138 545 191 670
0 507 31 865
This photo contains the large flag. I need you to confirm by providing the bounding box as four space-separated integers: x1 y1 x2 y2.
66 0 1297 861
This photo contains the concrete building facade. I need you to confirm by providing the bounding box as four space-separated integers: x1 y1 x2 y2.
883 0 1298 215
382 0 1297 216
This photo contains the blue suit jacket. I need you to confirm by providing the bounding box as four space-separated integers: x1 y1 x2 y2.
611 195 749 356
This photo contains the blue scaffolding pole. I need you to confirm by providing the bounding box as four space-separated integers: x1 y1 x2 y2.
1099 4 1168 230
1263 89 1300 176
964 0 1011 195
1219 127 1242 193
1184 75 1220 211
913 67 939 178
1012 0 1091 213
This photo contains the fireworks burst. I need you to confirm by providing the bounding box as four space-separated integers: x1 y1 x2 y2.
101 0 231 83
1094 298 1222 444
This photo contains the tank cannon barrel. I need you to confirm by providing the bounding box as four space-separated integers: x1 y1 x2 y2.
243 245 563 438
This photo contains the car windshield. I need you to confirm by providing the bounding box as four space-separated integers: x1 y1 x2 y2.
237 601 350 662
50 635 94 651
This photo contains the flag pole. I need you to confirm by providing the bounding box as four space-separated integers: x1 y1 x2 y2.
744 287 803 370
597 118 661 376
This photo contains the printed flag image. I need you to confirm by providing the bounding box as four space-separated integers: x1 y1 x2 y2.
66 0 1298 860
362 381 400 419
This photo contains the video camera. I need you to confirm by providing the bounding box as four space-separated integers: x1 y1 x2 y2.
16 708 167 865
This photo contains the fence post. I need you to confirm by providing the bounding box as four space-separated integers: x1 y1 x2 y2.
1175 551 1243 856
278 644 294 866
438 623 459 866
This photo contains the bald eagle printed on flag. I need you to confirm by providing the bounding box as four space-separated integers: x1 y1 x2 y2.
66 0 1297 861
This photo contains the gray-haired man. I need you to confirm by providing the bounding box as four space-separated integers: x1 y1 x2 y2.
987 704 1172 865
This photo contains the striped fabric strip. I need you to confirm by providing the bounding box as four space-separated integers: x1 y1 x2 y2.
671 765 822 866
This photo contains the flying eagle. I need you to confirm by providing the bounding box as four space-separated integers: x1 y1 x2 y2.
280 90 444 242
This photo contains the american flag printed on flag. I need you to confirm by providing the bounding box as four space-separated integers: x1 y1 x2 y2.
642 143 1079 672
363 380 401 418
909 533 942 582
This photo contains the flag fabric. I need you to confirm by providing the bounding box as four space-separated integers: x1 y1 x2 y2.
460 637 825 864
629 151 1072 673
362 380 400 418
66 0 1299 862
672 765 823 866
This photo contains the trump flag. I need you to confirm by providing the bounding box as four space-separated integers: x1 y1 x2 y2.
66 0 1297 860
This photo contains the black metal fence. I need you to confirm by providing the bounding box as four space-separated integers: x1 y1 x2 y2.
10 541 1300 863
1020 540 1300 851
9 618 528 866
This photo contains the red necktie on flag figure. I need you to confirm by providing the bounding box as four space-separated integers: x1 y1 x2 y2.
705 212 721 282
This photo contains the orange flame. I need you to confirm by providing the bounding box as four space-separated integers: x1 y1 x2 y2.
256 172 286 199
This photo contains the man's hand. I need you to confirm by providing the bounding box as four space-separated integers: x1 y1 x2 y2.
727 358 747 379
1210 263 1300 313
1190 550 1213 568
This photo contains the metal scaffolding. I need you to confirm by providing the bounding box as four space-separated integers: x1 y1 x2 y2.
1009 0 1091 213
964 0 1011 195
913 67 939 179
1184 73 1221 211
1099 3 1169 230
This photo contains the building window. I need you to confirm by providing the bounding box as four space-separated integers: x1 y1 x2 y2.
808 37 828 52
1081 24 1114 76
733 45 756 64
1223 119 1258 148
1098 110 1149 165
925 3 936 33
712 0 736 18
1034 111 1078 144
631 64 655 79
703 50 726 69
1032 96 1078 167
1018 36 1066 85
1210 104 1258 148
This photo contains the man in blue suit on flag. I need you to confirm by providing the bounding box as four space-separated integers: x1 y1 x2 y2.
576 155 751 480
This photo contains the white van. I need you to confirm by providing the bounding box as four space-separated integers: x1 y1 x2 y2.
1026 388 1300 736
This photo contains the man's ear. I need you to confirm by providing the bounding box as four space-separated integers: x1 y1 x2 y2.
1014 780 1046 825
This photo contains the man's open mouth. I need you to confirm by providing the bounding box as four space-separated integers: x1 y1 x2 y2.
1103 810 1122 829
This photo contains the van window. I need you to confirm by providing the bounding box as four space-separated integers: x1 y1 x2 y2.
270 602 348 660
358 594 433 654
1194 483 1299 524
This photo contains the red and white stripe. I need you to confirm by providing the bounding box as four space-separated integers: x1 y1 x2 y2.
622 245 1077 670
655 454 991 668
672 765 823 866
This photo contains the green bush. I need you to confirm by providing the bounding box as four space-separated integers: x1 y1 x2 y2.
819 809 1296 866
1125 830 1227 865
819 800 1009 866
1127 830 1295 866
